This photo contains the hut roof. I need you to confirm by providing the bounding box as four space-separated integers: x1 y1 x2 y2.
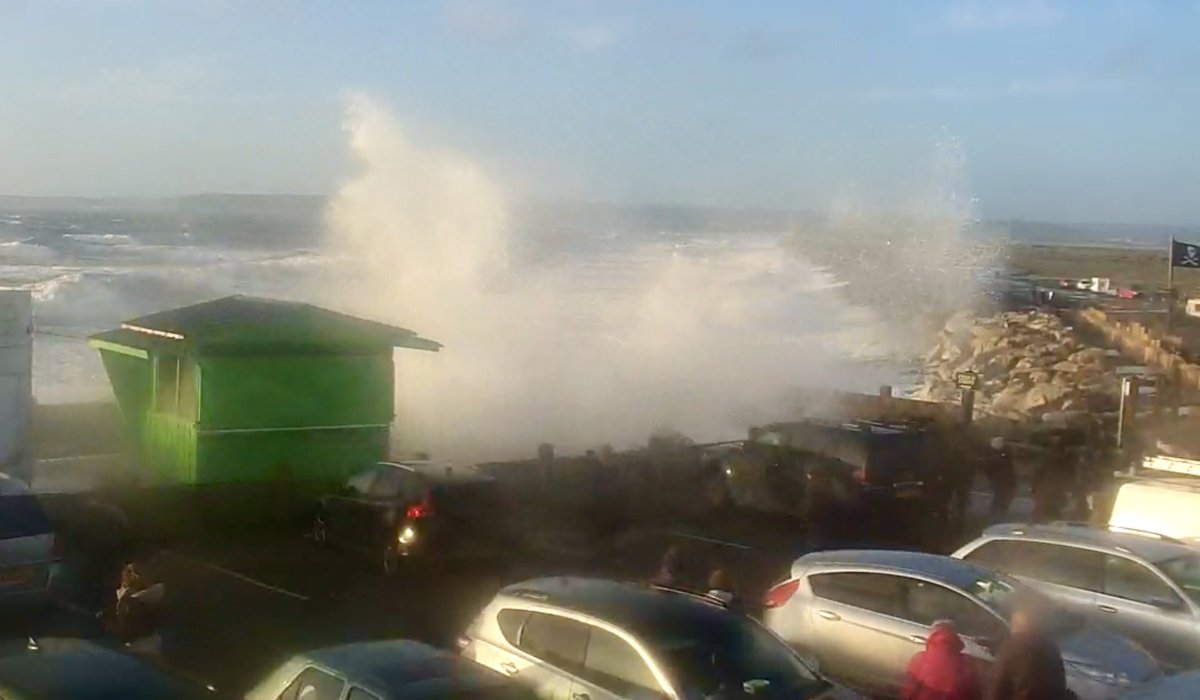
89 295 441 356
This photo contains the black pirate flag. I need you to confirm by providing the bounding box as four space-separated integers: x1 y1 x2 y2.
1171 239 1200 268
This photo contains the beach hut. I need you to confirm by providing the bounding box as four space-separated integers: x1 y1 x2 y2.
88 295 440 486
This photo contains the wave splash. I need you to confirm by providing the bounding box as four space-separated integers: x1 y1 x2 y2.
323 95 903 460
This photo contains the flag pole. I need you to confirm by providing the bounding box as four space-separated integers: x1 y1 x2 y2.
1167 237 1175 334
1168 236 1175 295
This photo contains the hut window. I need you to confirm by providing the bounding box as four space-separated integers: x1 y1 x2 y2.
155 357 179 414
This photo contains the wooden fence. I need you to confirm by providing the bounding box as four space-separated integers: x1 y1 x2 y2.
1073 308 1200 389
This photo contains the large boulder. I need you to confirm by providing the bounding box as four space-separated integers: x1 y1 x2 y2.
1069 347 1108 366
1022 382 1072 413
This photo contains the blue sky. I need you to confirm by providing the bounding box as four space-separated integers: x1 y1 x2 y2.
0 0 1197 224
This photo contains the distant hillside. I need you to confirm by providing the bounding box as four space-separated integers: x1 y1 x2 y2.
2 193 1195 248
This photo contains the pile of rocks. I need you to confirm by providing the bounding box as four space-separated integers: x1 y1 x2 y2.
914 310 1120 424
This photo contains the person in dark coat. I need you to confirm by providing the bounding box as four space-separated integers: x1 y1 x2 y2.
902 620 981 700
983 437 1017 519
651 545 684 587
986 597 1070 700
1032 435 1074 523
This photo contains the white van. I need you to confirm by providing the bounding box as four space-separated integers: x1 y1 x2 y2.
1108 456 1200 543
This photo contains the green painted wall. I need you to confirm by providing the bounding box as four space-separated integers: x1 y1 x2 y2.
141 413 197 483
98 349 396 486
99 351 152 443
196 428 389 485
198 354 394 429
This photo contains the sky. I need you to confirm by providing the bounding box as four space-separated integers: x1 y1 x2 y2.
0 0 1197 224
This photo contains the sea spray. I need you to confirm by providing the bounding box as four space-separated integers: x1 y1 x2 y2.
323 95 904 461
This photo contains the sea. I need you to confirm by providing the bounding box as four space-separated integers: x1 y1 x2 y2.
0 195 999 456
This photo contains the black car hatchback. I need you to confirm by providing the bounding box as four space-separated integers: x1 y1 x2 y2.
314 462 520 573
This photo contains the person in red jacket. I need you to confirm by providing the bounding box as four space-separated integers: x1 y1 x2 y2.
902 620 982 700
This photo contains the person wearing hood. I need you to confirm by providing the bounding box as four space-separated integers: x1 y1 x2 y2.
902 620 981 700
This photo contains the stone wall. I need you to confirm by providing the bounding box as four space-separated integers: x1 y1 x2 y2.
914 310 1119 426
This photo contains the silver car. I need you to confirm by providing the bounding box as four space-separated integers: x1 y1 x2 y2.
953 522 1200 670
246 639 537 700
460 577 859 700
0 473 57 611
762 549 1160 700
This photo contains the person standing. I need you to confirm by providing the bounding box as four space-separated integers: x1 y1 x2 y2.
1032 435 1073 522
986 597 1070 700
983 437 1017 520
902 620 981 700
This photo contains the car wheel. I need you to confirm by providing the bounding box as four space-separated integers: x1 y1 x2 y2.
312 515 328 546
382 547 400 576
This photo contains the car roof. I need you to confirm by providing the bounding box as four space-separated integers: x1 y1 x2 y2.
0 638 216 700
302 640 520 700
795 549 993 589
499 577 736 636
0 473 32 497
378 462 494 484
980 523 1198 564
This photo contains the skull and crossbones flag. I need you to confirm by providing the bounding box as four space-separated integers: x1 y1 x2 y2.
1171 239 1200 268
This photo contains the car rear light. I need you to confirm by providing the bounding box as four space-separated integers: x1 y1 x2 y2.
406 492 435 520
763 579 800 609
50 534 64 561
851 467 867 483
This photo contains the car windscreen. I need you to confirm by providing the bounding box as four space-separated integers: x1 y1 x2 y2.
1158 554 1200 606
0 495 52 540
643 612 826 700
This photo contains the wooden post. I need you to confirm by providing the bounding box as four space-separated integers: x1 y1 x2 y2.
960 387 975 425
1117 376 1139 449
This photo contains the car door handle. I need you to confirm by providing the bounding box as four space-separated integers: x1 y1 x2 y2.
500 662 518 675
573 694 591 700
1097 604 1118 614
908 635 927 645
817 610 841 621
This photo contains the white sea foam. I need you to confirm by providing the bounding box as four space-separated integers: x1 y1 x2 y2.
323 95 917 460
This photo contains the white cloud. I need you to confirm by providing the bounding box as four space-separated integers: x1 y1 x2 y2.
58 56 216 104
938 0 1063 32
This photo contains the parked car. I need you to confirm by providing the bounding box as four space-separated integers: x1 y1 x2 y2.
0 473 58 612
460 576 857 700
762 549 1160 700
246 640 534 700
953 522 1200 670
1120 670 1200 699
0 637 217 699
704 420 936 528
313 461 519 574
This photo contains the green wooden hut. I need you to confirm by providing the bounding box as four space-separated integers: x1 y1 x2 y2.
88 295 440 486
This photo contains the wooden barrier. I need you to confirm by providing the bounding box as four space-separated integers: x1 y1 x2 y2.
794 388 961 425
1073 308 1200 390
